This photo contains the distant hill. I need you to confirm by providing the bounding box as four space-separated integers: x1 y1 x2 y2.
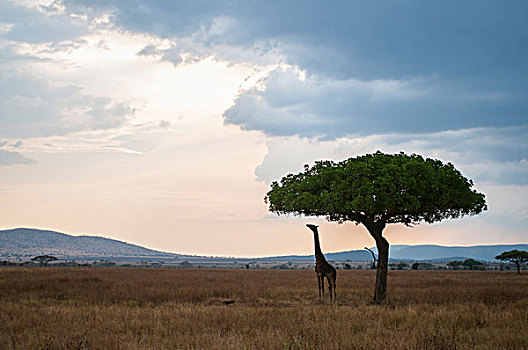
369 244 528 262
261 244 528 263
257 250 371 262
0 228 180 261
1 228 527 263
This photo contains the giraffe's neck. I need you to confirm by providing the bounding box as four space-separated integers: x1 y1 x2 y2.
313 230 326 262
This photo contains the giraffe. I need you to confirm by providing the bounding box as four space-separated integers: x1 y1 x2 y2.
306 224 336 301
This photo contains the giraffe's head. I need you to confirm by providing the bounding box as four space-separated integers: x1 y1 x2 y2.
306 224 319 233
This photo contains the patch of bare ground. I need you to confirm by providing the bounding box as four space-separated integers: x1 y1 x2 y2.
0 268 527 349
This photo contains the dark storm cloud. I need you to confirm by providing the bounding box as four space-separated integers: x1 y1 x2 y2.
63 0 528 138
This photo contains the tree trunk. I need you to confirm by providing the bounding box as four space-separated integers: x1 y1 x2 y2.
515 262 521 275
373 236 389 303
364 219 389 303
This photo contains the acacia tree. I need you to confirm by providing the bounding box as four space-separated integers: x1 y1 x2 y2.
495 250 528 275
447 260 463 270
265 151 487 303
462 258 484 270
31 255 58 266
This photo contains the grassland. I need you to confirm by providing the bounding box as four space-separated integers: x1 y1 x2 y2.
1 267 527 349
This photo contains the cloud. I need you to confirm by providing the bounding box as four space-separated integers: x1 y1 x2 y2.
57 1 528 141
6 123 171 156
480 184 528 218
1 1 89 44
4 1 528 172
136 44 162 57
62 1 528 79
0 2 136 142
255 126 528 186
0 71 133 138
0 141 35 165
224 67 524 139
56 0 528 191
0 149 35 165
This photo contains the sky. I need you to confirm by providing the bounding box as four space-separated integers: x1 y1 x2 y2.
1 0 527 257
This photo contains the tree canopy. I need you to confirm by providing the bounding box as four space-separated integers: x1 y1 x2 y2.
447 260 464 270
462 258 484 270
266 151 487 227
31 255 58 265
495 250 528 275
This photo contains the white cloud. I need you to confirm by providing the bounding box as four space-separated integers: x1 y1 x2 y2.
0 4 257 156
1 0 89 43
0 141 35 165
0 71 133 138
0 23 14 34
255 126 528 185
479 184 528 218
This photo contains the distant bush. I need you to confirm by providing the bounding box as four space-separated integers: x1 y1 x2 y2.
411 263 434 270
462 259 484 270
179 261 193 269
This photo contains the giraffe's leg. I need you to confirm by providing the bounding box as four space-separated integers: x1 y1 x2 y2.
333 277 337 301
317 275 322 299
321 276 325 299
326 276 333 301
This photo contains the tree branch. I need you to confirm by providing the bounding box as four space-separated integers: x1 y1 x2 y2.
365 247 378 268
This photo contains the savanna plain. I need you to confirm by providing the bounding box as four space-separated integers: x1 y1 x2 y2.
1 267 527 349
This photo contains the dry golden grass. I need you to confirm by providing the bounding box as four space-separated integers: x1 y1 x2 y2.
1 267 527 349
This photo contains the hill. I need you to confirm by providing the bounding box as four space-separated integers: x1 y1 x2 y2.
259 250 372 262
1 228 527 263
0 228 179 261
369 244 528 262
263 244 528 263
